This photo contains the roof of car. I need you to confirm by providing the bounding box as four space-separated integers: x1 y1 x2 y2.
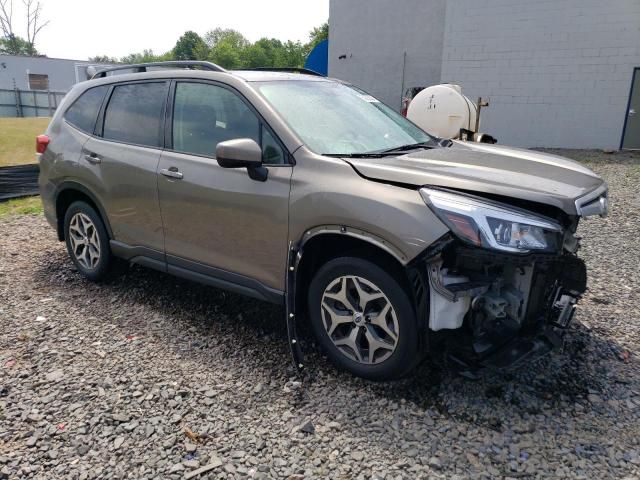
86 62 331 85
232 70 331 82
83 69 335 89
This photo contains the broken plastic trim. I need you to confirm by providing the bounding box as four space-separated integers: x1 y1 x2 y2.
286 241 305 371
575 184 608 218
427 260 490 302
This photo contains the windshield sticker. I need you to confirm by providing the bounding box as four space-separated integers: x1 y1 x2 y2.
357 94 380 103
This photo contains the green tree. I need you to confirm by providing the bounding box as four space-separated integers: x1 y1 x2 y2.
280 40 306 68
307 21 328 51
205 28 248 69
209 41 241 69
242 38 288 67
0 35 35 55
204 28 249 51
88 55 118 63
172 31 208 60
120 49 168 64
241 42 269 68
85 22 329 70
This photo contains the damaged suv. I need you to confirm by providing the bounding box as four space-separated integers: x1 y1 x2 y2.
38 62 607 380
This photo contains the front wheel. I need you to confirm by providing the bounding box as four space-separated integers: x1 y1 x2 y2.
308 257 420 380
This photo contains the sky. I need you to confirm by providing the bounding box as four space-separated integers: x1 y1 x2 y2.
6 0 329 60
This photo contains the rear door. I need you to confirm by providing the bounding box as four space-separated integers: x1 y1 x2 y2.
82 81 169 255
157 80 292 294
40 85 109 221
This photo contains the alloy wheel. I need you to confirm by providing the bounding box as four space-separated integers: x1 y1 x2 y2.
320 275 399 364
68 212 101 270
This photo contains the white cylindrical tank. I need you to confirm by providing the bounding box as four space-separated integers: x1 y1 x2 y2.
407 84 478 139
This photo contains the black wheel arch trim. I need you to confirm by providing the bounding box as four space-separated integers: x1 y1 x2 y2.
296 225 409 265
54 181 114 241
285 226 427 372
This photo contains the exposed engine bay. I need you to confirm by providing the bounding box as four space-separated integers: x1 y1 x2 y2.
417 232 587 371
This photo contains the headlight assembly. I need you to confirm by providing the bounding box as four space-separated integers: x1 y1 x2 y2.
420 188 563 253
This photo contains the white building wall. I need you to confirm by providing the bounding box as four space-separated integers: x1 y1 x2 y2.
329 0 447 110
441 0 640 149
0 55 98 91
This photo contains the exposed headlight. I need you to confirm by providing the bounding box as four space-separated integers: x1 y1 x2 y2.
420 188 563 253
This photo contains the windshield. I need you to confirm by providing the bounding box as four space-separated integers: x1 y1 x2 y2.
254 80 434 155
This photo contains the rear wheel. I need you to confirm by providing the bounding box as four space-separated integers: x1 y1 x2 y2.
308 257 419 380
63 201 114 282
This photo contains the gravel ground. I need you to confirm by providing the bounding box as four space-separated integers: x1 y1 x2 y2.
1 150 639 479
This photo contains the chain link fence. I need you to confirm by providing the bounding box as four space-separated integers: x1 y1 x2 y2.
0 88 66 117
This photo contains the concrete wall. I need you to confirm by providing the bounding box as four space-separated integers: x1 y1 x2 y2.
441 0 640 149
0 55 102 91
329 0 447 110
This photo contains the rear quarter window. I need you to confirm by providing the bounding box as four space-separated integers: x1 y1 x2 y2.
103 82 168 148
64 86 109 134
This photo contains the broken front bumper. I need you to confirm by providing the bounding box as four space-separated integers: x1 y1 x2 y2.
412 236 588 371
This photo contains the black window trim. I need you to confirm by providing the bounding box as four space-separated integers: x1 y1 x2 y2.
165 78 293 167
63 85 110 135
96 79 171 150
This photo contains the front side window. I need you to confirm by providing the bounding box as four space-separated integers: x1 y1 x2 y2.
261 128 285 165
65 85 109 134
103 82 167 147
172 82 260 158
255 80 434 156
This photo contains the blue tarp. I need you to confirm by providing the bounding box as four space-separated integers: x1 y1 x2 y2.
304 40 328 76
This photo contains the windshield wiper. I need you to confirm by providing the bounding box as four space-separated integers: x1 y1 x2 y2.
322 141 438 158
322 152 389 158
376 141 436 154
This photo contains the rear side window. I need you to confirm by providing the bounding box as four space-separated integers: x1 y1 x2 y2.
65 86 108 134
103 82 167 147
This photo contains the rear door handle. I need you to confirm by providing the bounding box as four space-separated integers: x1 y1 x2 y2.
84 153 101 164
160 167 183 180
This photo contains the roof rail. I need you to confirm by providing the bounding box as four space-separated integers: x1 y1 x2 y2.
91 61 227 80
241 67 325 77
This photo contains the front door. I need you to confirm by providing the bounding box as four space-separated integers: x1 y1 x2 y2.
622 68 640 150
157 81 292 293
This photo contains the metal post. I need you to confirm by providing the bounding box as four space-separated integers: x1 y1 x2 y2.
14 86 23 117
400 51 407 110
33 90 38 117
475 97 489 133
47 90 52 116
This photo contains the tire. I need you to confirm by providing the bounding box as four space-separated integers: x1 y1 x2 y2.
308 256 419 380
63 200 115 282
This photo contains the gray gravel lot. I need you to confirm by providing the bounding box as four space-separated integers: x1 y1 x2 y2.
0 150 639 479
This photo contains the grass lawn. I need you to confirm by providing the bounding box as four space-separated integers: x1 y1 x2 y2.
0 117 51 167
0 196 43 218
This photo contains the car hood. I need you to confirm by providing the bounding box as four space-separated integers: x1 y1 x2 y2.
344 141 606 215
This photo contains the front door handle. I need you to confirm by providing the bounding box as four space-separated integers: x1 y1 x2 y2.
84 153 101 164
160 167 183 180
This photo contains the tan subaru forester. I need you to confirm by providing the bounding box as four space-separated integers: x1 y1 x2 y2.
38 61 608 380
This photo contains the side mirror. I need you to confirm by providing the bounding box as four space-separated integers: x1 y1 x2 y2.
216 138 267 181
216 138 262 169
